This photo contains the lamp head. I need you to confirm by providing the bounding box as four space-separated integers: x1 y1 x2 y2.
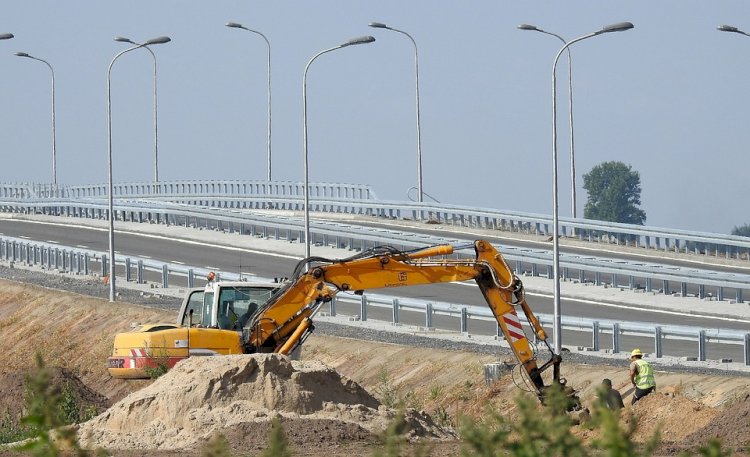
226 22 244 29
517 24 539 31
0 33 13 40
14 51 30 58
599 22 634 34
114 36 135 44
718 25 741 33
368 22 389 29
342 35 376 47
145 36 171 45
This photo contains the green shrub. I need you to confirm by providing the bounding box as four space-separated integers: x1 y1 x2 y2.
375 366 400 409
200 433 233 457
259 417 291 457
371 411 430 457
0 409 31 444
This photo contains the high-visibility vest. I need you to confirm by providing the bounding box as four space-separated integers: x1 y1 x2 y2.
634 359 656 389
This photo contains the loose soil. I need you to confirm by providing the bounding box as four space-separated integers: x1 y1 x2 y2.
1 278 749 456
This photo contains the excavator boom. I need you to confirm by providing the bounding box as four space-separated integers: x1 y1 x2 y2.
247 239 569 400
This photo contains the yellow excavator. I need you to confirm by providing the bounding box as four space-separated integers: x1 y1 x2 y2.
108 239 576 404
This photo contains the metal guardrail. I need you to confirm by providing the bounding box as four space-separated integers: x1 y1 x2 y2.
329 292 750 365
0 180 377 201
1 234 746 365
1 197 749 303
2 180 749 262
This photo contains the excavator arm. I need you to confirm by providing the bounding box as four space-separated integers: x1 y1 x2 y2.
245 239 570 401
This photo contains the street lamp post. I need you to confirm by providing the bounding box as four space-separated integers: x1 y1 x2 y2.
15 52 57 186
550 22 633 354
114 36 171 184
107 36 171 302
226 22 272 182
368 22 424 204
519 24 578 223
303 36 375 259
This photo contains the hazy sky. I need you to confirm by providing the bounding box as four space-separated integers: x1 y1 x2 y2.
2 1 748 234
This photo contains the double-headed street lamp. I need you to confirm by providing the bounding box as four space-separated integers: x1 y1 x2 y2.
15 52 57 186
226 22 272 182
114 36 171 184
550 22 634 354
303 36 375 259
107 36 171 302
519 24 578 222
368 22 424 203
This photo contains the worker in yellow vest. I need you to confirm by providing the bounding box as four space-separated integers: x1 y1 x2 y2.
629 348 656 405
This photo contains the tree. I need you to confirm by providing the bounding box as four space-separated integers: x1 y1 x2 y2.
731 224 750 237
583 161 646 225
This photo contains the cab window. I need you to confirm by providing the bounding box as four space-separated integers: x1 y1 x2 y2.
217 286 275 330
201 292 215 327
181 291 204 326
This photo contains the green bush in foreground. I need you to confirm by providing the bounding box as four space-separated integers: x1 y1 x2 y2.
17 353 105 456
258 417 292 457
200 433 233 457
457 383 736 457
460 384 586 457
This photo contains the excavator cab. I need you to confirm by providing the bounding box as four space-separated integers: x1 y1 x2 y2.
108 279 281 379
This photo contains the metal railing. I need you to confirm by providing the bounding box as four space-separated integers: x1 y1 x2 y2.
1 197 749 303
1 234 747 365
2 179 749 262
328 292 750 365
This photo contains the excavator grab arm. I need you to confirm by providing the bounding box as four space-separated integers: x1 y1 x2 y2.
245 239 570 401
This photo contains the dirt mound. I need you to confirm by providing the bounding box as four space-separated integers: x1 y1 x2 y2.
0 367 110 429
682 393 750 449
626 391 718 444
78 354 454 451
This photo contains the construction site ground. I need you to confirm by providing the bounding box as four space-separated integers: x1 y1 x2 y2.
0 278 749 456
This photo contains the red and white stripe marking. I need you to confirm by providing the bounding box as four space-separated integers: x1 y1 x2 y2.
129 348 146 369
502 312 525 343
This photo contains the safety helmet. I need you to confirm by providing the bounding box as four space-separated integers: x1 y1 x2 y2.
630 348 643 357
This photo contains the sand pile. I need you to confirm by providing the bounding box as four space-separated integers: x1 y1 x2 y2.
78 354 453 451
626 391 718 443
683 393 750 449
